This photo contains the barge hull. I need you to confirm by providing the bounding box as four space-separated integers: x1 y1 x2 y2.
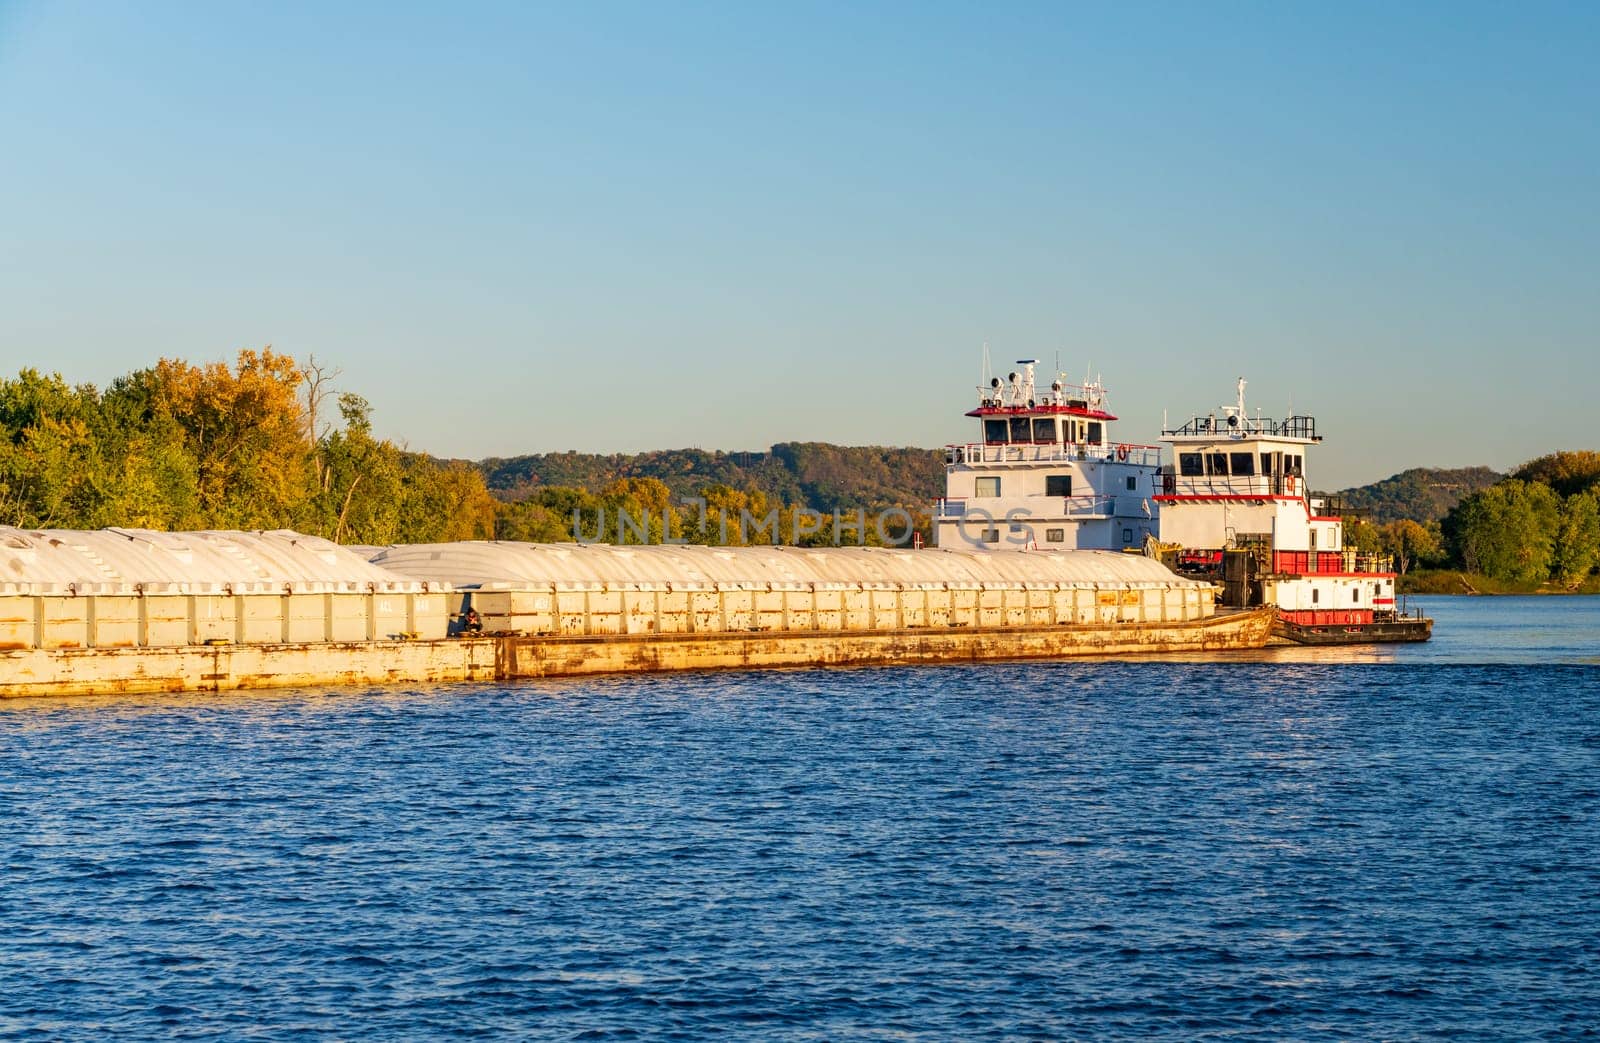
498 608 1273 678
0 609 1273 698
0 639 500 699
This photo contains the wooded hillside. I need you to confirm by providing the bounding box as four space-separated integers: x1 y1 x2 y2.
479 443 946 514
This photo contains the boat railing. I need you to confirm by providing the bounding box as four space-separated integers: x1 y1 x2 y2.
934 495 1115 519
1158 474 1308 498
1377 596 1429 623
1162 414 1319 440
945 443 1162 467
1271 551 1395 575
1064 495 1116 517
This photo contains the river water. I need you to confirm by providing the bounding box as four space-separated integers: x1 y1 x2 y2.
2 597 1596 1040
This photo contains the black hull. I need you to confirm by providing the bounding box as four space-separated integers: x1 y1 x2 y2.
1272 616 1434 646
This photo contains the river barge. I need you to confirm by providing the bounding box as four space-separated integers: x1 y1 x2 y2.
0 528 1273 698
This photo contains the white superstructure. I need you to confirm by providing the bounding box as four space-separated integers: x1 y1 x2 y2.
1155 379 1416 635
934 359 1161 552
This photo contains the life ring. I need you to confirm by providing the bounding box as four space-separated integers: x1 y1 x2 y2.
1285 475 1296 494
1116 445 1128 461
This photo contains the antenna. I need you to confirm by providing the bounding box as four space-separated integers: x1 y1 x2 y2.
981 341 992 388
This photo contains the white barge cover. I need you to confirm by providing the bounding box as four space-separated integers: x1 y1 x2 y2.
0 527 437 595
370 541 1204 591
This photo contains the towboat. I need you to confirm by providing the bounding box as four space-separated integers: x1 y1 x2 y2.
1154 379 1432 645
934 359 1162 553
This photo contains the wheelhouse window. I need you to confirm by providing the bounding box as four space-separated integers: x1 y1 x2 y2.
1260 453 1275 475
1207 452 1228 476
1032 418 1056 443
984 419 1007 444
1045 474 1072 497
1009 417 1031 443
1230 452 1255 476
975 477 1000 498
1179 453 1204 477
1086 421 1103 443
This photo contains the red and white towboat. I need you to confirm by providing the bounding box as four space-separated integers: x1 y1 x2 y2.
1155 379 1431 644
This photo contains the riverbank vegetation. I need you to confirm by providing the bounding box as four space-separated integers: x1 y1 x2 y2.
0 352 497 543
1 353 932 547
1344 452 1600 593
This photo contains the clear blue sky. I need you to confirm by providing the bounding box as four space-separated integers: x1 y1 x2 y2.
2 1 1595 489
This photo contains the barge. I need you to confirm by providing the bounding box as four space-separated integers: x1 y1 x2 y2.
1 528 1273 698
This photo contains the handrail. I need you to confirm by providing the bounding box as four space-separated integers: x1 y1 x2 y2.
945 443 1161 467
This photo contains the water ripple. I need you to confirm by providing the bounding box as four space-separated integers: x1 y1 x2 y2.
1 651 1597 1039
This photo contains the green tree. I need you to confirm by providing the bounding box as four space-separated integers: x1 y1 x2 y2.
1342 516 1382 554
495 497 577 542
1512 451 1600 498
395 455 499 543
1552 491 1600 587
1444 480 1561 583
1379 519 1442 576
313 393 405 544
0 371 105 527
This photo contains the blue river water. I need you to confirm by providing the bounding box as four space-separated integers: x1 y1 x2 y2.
1 596 1597 1040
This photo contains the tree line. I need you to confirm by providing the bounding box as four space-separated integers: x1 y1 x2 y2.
0 351 929 547
0 350 495 542
1344 452 1600 588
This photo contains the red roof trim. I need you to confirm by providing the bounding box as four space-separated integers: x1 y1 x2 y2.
1273 571 1398 580
965 405 1118 421
1154 495 1301 503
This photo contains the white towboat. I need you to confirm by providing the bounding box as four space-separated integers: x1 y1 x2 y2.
1155 379 1431 644
934 359 1161 553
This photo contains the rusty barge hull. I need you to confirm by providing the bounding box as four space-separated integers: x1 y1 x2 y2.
500 608 1273 678
0 608 1272 698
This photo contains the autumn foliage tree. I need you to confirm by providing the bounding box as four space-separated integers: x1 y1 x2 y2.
0 351 497 544
145 348 313 529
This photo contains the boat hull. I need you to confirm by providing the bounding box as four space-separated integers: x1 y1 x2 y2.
0 608 1276 697
498 607 1276 678
1271 614 1433 646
